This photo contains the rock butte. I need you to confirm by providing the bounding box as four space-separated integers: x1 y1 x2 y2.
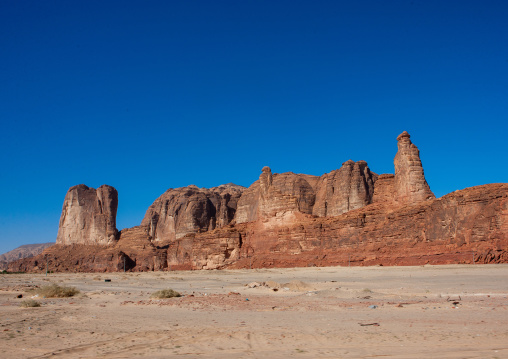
9 132 508 272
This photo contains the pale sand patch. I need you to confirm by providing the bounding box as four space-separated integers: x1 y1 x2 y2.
1 264 507 358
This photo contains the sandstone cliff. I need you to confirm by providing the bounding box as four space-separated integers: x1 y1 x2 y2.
162 183 508 270
141 183 244 242
235 168 319 223
236 160 377 223
11 183 507 272
313 160 377 217
9 131 507 273
56 184 118 245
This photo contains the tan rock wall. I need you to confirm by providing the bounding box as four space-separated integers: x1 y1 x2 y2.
141 184 244 242
313 160 377 217
56 184 118 245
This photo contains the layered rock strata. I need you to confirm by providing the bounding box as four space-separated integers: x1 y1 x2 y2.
236 160 377 223
9 131 507 273
56 184 118 245
313 160 377 217
141 184 244 242
10 183 508 272
235 168 319 223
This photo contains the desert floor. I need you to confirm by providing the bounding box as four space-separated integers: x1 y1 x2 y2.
1 264 508 358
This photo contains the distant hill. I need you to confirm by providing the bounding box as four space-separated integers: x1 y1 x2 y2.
0 243 54 270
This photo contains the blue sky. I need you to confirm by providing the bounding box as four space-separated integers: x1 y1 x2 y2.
1 0 507 254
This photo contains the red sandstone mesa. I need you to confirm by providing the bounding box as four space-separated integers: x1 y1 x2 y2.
8 132 508 272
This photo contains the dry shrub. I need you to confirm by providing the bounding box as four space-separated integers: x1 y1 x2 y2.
150 289 181 299
20 299 41 308
31 284 80 298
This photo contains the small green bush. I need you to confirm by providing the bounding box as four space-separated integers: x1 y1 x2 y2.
150 289 181 299
20 299 41 308
30 284 80 298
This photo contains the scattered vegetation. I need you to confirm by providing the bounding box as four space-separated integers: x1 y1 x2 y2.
150 289 181 299
30 283 80 298
1 270 26 274
19 299 41 308
362 288 373 293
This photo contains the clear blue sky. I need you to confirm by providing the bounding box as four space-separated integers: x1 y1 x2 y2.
1 0 507 254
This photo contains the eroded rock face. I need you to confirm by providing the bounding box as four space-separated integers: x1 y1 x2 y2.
56 185 118 245
227 183 508 269
313 160 377 217
394 131 435 204
12 131 507 273
235 167 319 223
372 174 396 204
10 183 508 272
258 169 318 219
141 184 244 242
236 161 377 222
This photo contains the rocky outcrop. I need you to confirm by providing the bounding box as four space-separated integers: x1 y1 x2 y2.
372 174 396 204
9 183 508 272
236 161 377 223
227 183 508 269
9 130 507 273
235 167 319 223
0 243 54 270
394 131 435 204
258 169 318 219
141 184 244 242
56 185 118 245
313 160 377 217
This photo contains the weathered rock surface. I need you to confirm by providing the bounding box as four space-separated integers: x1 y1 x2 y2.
9 131 508 272
313 160 377 217
227 183 508 269
394 131 435 204
141 183 244 242
236 161 377 223
12 183 507 273
56 185 118 245
10 226 165 273
371 174 396 204
235 167 318 223
0 243 54 270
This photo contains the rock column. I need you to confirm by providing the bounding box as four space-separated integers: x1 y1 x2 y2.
56 184 118 245
394 131 435 204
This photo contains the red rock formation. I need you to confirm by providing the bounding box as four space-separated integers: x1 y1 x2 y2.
141 184 244 242
371 174 396 204
0 243 54 270
394 131 435 204
236 161 377 223
9 226 166 273
9 131 508 273
56 185 118 245
313 160 377 217
11 183 506 273
235 167 319 223
227 183 508 268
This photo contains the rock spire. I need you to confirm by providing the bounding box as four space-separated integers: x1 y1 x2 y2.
394 131 435 204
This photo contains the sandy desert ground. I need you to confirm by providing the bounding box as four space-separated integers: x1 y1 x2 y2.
1 264 508 358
